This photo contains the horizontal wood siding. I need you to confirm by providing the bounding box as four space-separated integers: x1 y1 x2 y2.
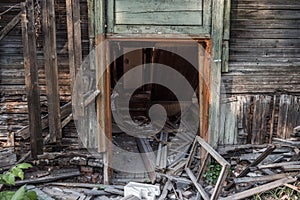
0 0 89 140
222 0 300 94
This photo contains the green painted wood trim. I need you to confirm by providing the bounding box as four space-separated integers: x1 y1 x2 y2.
222 0 231 72
107 0 212 36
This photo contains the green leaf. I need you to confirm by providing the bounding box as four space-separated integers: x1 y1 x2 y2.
16 163 32 170
11 167 24 180
2 173 15 185
0 191 15 200
25 191 37 200
11 185 26 200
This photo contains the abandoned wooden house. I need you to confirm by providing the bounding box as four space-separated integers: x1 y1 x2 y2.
0 0 300 199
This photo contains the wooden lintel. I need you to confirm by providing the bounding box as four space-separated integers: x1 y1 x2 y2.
21 1 43 158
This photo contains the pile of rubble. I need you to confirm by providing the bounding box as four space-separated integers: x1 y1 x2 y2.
1 127 300 199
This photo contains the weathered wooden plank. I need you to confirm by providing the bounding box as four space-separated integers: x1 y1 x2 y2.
230 38 300 48
94 0 112 184
269 95 276 143
16 102 71 140
66 0 75 90
72 0 82 84
0 148 17 168
223 177 297 200
0 11 21 41
233 9 300 20
231 29 300 39
21 1 43 158
286 96 300 138
115 0 202 12
42 0 62 143
221 100 238 145
209 0 224 147
231 19 300 29
115 11 203 26
277 95 290 139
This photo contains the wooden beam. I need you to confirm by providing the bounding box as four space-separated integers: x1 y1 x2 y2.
66 0 82 91
136 138 156 184
0 11 21 41
21 1 43 159
66 0 75 90
72 0 82 75
93 0 112 184
42 0 62 143
208 0 225 147
238 144 276 177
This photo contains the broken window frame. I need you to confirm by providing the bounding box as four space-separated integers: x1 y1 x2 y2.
185 136 230 200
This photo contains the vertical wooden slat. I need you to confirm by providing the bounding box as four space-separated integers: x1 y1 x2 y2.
42 0 62 143
21 1 43 158
66 0 75 90
201 40 211 142
222 0 231 72
73 0 82 74
277 95 290 139
269 95 276 143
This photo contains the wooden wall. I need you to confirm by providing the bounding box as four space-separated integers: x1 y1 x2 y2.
0 0 89 142
219 0 300 145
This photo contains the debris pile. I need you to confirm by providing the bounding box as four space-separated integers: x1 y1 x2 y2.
1 125 300 199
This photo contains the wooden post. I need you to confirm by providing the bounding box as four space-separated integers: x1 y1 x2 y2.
66 0 82 91
42 0 62 143
66 0 75 90
21 1 43 158
208 0 225 147
93 0 112 184
72 0 82 74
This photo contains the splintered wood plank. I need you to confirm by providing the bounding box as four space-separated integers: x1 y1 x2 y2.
21 1 43 158
259 96 271 143
286 96 300 138
237 96 247 144
251 95 271 144
269 95 276 143
277 95 290 139
251 95 262 144
0 148 17 168
42 0 62 143
223 177 297 200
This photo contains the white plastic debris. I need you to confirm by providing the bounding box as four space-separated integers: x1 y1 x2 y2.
124 182 160 200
